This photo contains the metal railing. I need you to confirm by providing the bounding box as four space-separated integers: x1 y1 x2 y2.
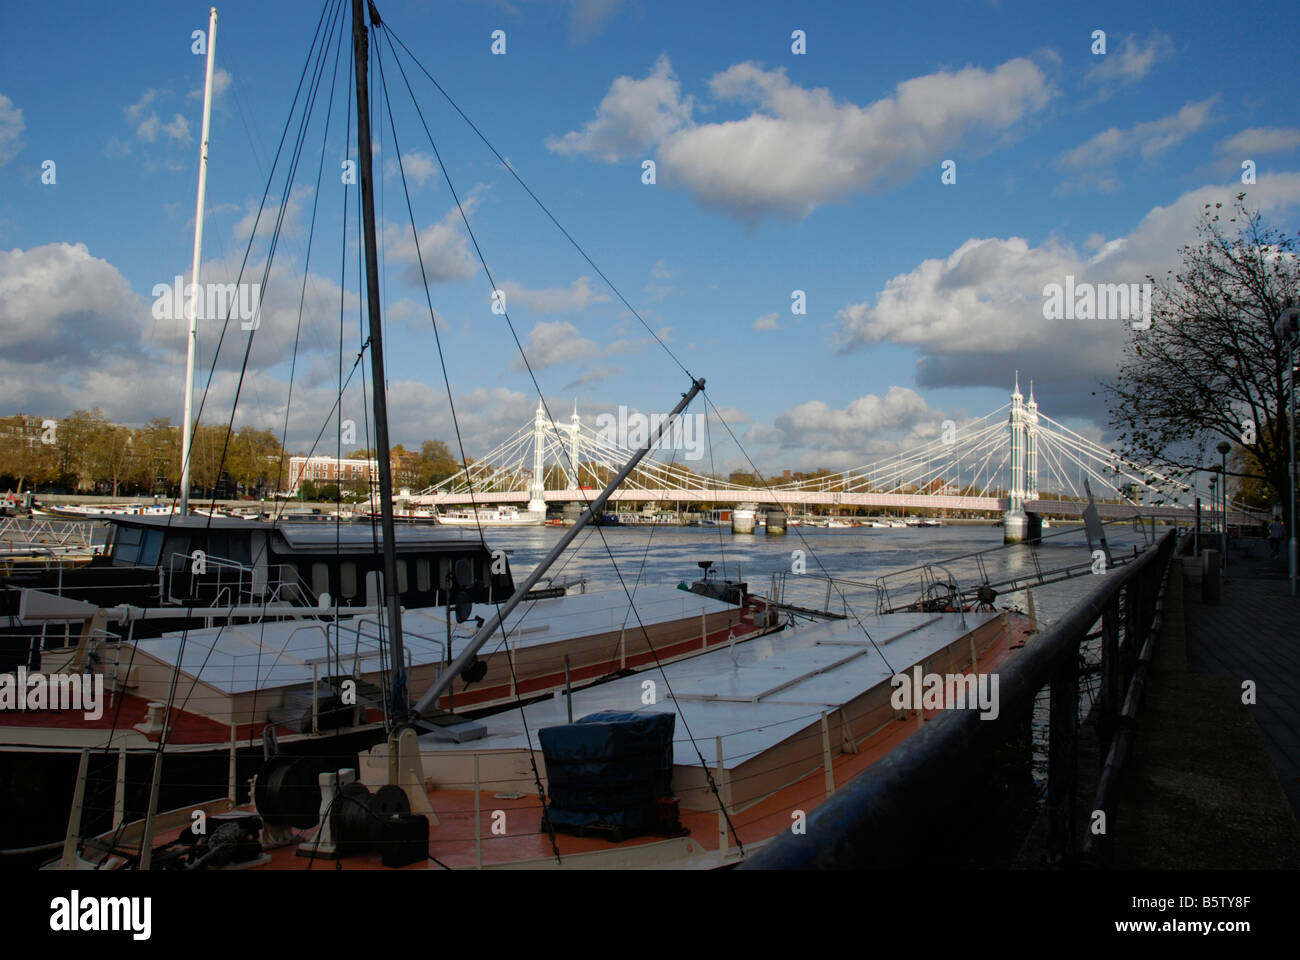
741 528 1179 869
162 552 317 608
0 516 100 551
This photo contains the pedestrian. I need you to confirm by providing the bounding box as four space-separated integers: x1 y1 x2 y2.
1268 517 1285 559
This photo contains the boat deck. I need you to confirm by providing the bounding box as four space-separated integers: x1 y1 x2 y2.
88 609 1031 869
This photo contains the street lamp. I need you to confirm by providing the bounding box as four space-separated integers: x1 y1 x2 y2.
1217 439 1231 573
1275 306 1299 596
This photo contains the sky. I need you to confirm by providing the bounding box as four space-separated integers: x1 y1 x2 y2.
1 0 1298 478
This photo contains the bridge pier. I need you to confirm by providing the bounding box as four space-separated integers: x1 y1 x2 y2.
1003 509 1028 543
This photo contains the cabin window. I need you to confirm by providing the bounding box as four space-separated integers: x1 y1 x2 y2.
162 533 190 569
311 562 330 598
340 562 358 600
207 533 229 562
416 559 431 593
138 528 165 567
396 560 408 594
112 526 143 565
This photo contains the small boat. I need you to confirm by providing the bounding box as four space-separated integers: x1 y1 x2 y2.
435 506 543 527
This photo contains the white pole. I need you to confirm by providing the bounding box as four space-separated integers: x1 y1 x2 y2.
180 6 218 514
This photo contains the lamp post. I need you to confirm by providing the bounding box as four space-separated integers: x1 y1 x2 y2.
1275 306 1299 596
1217 440 1231 574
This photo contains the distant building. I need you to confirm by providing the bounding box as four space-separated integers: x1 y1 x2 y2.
286 455 378 494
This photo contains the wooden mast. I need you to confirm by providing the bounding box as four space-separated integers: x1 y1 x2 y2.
351 0 406 722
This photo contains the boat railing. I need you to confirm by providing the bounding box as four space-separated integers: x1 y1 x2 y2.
0 516 100 552
741 528 1181 869
765 571 883 620
162 553 318 609
872 525 1147 614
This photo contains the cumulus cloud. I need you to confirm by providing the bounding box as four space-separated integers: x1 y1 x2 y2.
188 66 233 103
546 54 693 162
743 387 959 469
384 150 439 189
659 57 1054 222
1056 97 1217 192
498 276 610 314
384 199 479 286
753 312 780 331
512 320 600 370
551 54 1054 221
0 93 24 165
830 174 1300 418
1085 31 1174 96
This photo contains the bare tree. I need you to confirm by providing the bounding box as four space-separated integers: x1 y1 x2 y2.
1105 193 1298 533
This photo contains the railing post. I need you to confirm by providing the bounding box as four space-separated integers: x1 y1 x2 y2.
1097 596 1121 763
715 736 729 861
1123 578 1141 682
1046 638 1079 863
60 748 91 869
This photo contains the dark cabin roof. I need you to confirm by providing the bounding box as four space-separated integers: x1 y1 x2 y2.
108 514 490 555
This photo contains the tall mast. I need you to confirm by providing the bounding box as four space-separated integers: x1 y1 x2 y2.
180 6 218 514
351 0 407 721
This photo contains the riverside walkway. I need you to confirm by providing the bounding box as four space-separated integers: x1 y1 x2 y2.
1112 539 1300 868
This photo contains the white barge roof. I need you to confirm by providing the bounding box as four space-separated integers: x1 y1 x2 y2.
420 610 1000 768
132 586 737 695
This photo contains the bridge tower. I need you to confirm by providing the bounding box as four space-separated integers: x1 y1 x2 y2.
528 399 547 516
1026 381 1040 501
569 402 581 489
1004 373 1028 542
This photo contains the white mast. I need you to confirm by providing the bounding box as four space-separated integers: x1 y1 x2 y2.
180 6 218 514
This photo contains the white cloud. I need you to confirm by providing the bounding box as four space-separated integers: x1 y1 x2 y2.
1056 97 1217 192
568 0 624 43
750 387 942 463
0 243 145 365
546 54 693 163
384 150 439 189
1215 127 1300 158
498 276 610 314
753 312 780 331
384 199 479 286
513 320 600 369
188 66 233 102
0 93 24 165
656 57 1054 222
830 174 1300 416
163 113 191 144
125 89 164 141
1085 31 1174 95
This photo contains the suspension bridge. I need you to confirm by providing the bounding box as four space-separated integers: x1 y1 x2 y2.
407 377 1267 537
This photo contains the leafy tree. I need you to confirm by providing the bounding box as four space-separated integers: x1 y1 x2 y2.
1106 194 1298 532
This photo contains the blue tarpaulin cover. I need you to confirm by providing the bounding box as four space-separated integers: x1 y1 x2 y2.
539 711 675 832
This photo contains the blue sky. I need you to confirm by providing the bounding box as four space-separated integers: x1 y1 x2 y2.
1 0 1298 475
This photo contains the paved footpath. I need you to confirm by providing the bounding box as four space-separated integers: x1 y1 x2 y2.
1114 538 1300 868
